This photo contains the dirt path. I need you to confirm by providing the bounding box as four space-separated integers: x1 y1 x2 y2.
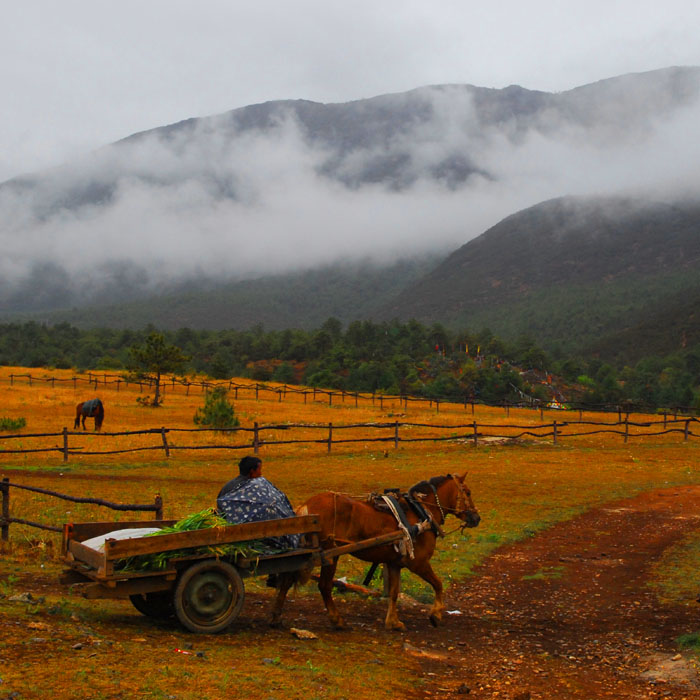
398 486 700 699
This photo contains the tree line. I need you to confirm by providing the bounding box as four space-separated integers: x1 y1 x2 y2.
0 319 699 412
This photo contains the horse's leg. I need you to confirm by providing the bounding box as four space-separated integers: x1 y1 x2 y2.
318 557 348 629
269 573 294 628
384 563 405 631
408 559 445 627
74 414 79 429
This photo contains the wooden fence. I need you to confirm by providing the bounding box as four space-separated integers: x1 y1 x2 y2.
3 370 693 417
1 417 698 462
0 477 163 541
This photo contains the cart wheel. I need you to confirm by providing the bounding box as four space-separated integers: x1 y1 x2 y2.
174 560 245 634
129 591 175 620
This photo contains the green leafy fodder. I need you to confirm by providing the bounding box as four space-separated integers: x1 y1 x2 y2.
117 508 264 572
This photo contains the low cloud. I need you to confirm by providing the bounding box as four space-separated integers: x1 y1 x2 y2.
1 80 699 308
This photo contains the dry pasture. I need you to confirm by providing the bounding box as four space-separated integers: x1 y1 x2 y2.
1 366 700 699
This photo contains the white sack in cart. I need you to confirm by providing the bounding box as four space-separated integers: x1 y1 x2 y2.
81 528 162 553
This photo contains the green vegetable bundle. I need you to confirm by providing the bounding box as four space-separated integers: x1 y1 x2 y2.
117 508 266 572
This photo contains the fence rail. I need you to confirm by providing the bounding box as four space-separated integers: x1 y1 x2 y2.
0 477 163 541
2 370 697 417
1 417 698 462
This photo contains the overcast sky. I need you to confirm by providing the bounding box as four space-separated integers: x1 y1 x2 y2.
3 0 700 182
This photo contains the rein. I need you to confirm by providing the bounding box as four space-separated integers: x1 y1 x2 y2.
427 475 472 536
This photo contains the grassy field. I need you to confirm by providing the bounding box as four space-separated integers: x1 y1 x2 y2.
1 366 700 699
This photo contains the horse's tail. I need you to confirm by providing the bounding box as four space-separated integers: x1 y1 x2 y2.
74 403 82 429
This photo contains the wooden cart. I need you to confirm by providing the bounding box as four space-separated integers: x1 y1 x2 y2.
61 515 404 633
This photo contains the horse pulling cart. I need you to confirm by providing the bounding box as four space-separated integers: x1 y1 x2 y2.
60 515 405 634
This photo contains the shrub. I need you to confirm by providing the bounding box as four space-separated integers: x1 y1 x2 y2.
193 387 239 429
0 416 26 431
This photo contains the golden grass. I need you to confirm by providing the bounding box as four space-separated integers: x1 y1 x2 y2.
2 365 700 698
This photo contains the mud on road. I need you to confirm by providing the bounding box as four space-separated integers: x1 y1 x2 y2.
403 486 700 699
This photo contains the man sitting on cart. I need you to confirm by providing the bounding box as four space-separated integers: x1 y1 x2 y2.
217 456 300 550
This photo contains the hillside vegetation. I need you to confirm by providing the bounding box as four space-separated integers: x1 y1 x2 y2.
380 196 700 362
1 318 699 413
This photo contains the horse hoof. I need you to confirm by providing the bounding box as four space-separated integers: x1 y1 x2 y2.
429 614 441 627
386 621 406 632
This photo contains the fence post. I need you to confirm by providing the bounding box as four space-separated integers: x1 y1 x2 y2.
394 421 399 449
278 390 282 403
327 423 333 453
663 413 667 429
1 478 9 542
63 427 69 463
10 374 13 386
685 420 690 441
355 393 359 408
253 422 259 454
624 417 629 443
553 420 558 445
472 421 478 446
154 494 163 520
161 428 170 458
304 391 307 404
379 395 383 411
471 401 475 415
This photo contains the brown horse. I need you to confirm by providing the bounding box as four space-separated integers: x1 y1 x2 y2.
271 473 480 630
74 398 104 431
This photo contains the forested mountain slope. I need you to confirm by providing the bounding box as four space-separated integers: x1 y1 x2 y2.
379 196 700 361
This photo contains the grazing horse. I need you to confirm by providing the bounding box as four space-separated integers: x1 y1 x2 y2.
74 398 104 431
271 473 480 630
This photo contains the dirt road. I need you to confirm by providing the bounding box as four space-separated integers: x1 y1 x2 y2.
401 486 700 699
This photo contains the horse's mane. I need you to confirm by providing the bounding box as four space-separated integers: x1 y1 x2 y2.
408 475 451 496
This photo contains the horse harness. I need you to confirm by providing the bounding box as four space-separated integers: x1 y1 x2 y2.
372 488 442 560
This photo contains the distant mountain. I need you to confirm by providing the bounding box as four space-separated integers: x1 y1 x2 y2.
5 66 699 204
378 195 700 361
1 66 699 317
22 257 441 331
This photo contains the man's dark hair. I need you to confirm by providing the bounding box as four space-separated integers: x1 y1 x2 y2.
238 455 262 476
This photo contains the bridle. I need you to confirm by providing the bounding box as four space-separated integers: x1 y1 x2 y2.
428 474 473 536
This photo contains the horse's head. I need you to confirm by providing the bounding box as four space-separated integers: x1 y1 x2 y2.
409 473 480 529
444 473 480 529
